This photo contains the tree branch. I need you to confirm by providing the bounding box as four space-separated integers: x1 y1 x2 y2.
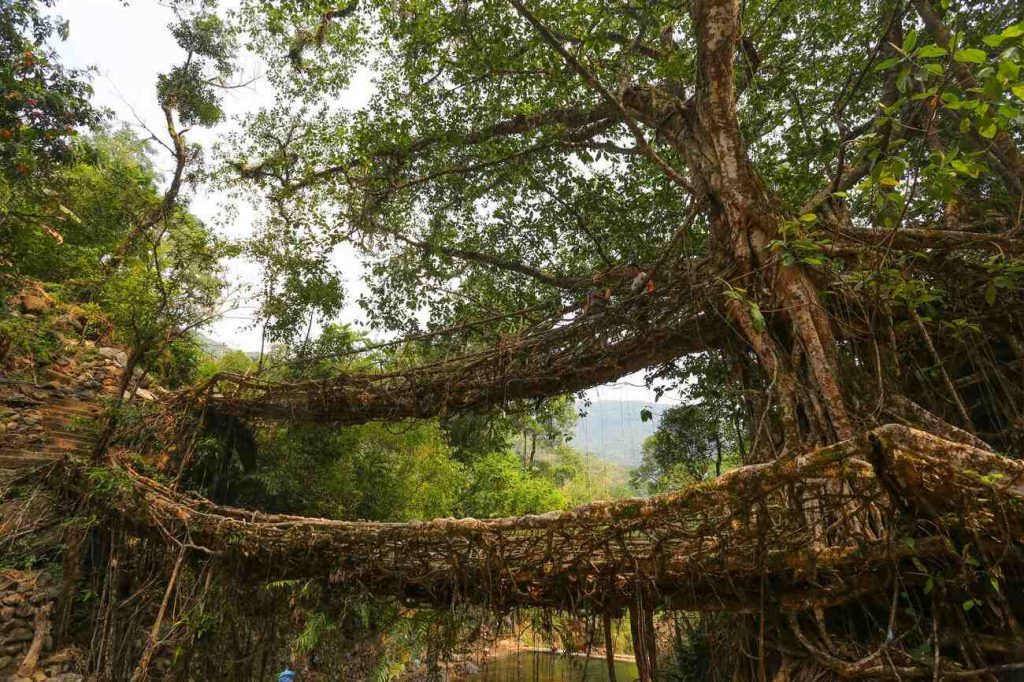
390 232 580 289
508 0 695 194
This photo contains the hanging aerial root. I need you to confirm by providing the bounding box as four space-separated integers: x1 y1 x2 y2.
26 425 1023 615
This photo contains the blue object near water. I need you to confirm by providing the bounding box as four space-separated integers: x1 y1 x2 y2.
277 668 296 682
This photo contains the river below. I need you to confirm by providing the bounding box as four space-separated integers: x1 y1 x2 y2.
462 651 639 681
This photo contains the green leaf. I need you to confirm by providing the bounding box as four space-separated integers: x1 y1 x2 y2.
983 35 1007 48
999 104 1021 119
902 29 918 54
951 159 980 178
924 577 934 594
985 282 997 306
874 56 901 71
977 118 998 139
962 599 977 612
1012 83 1024 100
954 48 988 64
798 212 818 223
640 408 653 423
749 303 766 333
916 44 948 58
998 59 1021 82
1002 22 1024 39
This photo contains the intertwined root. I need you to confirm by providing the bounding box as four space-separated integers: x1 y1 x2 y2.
4 423 1023 679
30 425 1021 611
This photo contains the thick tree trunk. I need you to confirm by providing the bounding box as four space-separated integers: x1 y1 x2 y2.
671 0 853 452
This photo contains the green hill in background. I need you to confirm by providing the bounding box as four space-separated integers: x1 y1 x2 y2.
571 400 671 467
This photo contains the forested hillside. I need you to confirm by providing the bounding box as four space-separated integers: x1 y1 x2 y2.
573 400 667 466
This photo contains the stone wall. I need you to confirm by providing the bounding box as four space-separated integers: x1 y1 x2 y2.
0 571 81 682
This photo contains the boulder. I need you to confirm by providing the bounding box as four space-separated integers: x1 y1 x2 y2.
135 388 157 402
96 348 128 367
19 294 51 314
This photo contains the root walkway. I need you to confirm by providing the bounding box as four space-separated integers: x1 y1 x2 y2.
49 425 1024 613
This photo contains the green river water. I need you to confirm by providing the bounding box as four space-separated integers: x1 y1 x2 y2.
463 652 640 681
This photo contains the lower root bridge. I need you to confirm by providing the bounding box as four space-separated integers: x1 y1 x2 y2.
47 424 1024 614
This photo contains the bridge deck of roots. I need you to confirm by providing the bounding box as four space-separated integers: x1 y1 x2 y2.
48 424 1023 615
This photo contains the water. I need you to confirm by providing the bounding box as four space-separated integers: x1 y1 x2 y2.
465 651 640 681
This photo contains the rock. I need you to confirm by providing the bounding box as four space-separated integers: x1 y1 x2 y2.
32 671 48 682
20 294 51 314
135 388 156 402
0 655 10 671
3 627 33 643
2 618 29 633
50 675 84 682
2 593 24 607
131 367 152 388
41 650 74 666
96 347 128 366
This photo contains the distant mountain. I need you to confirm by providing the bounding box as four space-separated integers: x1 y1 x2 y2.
571 400 671 467
192 332 260 360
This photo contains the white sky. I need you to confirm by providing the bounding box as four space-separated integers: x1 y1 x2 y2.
51 0 682 406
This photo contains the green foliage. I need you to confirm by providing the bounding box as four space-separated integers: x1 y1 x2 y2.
101 211 234 375
196 348 257 383
0 313 62 365
0 0 99 179
159 6 237 126
3 128 163 280
632 403 742 493
766 216 835 269
633 352 746 493
462 450 564 518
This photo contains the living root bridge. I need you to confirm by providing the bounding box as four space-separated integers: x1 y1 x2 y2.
47 425 1023 614
195 266 720 423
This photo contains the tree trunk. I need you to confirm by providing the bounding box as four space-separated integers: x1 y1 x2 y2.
668 0 853 452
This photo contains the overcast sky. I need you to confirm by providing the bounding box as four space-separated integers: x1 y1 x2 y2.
51 0 682 406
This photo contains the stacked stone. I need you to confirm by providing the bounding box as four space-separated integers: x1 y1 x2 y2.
0 572 81 682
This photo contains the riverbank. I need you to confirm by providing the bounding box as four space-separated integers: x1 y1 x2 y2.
401 635 639 681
